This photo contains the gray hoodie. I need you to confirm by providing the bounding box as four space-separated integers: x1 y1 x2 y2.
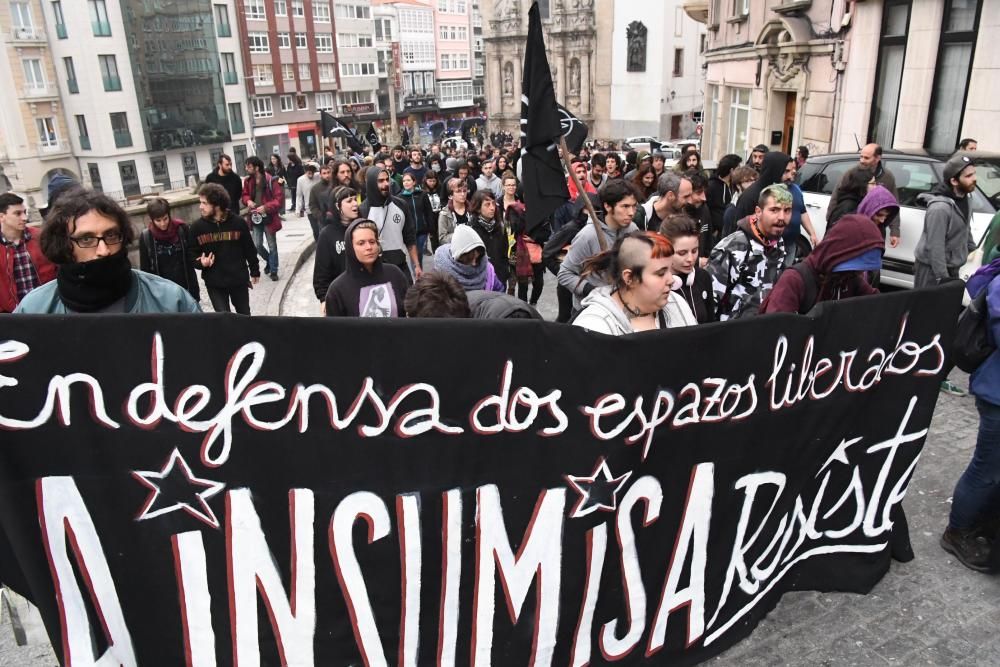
573 286 697 335
914 188 975 281
557 218 638 311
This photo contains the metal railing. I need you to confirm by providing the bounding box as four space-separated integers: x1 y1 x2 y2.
10 25 44 40
217 23 231 38
113 130 132 148
224 71 238 84
103 75 122 91
55 23 67 38
67 78 79 94
79 136 91 150
92 20 111 36
24 85 56 98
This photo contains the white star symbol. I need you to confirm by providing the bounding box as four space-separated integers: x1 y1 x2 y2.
817 436 864 476
132 448 226 529
564 457 633 519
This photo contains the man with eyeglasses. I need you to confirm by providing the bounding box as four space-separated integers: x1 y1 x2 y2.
14 190 200 314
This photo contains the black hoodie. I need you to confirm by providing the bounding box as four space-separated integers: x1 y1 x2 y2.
312 212 352 300
734 152 791 221
324 219 409 317
359 167 416 273
188 211 259 288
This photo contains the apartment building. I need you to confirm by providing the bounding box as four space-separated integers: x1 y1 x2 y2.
434 0 473 115
0 0 82 209
470 0 483 104
687 0 998 161
1 0 253 201
332 1 380 124
235 0 345 159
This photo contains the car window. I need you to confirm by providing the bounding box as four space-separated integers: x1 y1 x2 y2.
883 160 937 207
799 160 852 195
974 160 1000 210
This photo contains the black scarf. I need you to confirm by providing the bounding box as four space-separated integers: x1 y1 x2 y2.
56 252 133 312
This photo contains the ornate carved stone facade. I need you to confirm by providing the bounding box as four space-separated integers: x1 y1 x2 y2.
481 0 598 135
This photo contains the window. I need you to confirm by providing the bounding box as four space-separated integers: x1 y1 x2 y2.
280 94 294 112
727 87 751 156
438 80 473 104
374 18 391 41
925 0 982 153
318 62 336 81
214 4 231 37
403 41 435 66
456 0 466 12
76 115 90 150
37 117 58 149
99 54 121 91
88 0 110 35
244 0 264 20
63 57 78 93
338 33 373 48
731 0 748 16
315 91 334 110
339 90 370 104
340 62 375 76
248 31 269 52
296 94 308 110
377 49 387 74
282 63 295 80
22 58 45 91
315 34 333 52
706 84 719 158
335 4 369 19
399 8 432 32
440 53 468 70
868 0 910 147
295 33 307 48
710 0 721 26
274 0 286 15
291 0 304 16
251 96 273 118
439 26 448 40
278 32 291 48
298 62 310 80
52 1 67 37
313 1 330 22
252 64 273 84
673 48 684 77
10 0 32 29
229 102 245 134
222 53 238 84
110 111 131 148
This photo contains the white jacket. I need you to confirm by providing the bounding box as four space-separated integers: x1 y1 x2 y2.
573 286 697 335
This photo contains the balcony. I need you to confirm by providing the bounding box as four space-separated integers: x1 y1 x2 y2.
23 85 58 100
55 23 67 38
217 23 232 38
113 130 132 148
38 141 69 156
67 78 79 94
10 25 45 42
682 0 709 24
103 75 122 91
79 136 91 150
224 71 238 85
92 20 111 36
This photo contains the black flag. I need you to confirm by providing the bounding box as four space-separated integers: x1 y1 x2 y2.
366 125 380 150
520 2 569 232
650 138 663 153
320 111 364 154
401 125 411 147
556 103 588 156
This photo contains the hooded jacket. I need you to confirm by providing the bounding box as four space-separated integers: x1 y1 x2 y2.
706 216 787 320
573 286 697 335
434 225 504 292
856 186 901 237
469 214 510 285
188 211 260 288
467 290 543 319
360 167 416 271
761 214 882 314
16 269 201 314
398 186 434 235
557 215 638 311
312 214 352 300
734 152 791 221
967 258 1000 405
325 219 410 317
914 183 976 282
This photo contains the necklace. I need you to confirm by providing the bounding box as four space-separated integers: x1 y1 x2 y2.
616 291 655 320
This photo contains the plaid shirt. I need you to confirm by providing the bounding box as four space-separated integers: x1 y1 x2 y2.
1 229 40 303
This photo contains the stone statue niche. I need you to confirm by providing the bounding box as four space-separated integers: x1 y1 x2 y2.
569 58 580 95
626 21 647 72
503 61 515 99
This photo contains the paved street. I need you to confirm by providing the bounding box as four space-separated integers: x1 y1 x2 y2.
2 233 999 665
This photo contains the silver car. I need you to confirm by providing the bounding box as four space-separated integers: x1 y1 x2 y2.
796 151 1000 288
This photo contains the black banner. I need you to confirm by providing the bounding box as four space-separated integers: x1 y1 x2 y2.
0 284 960 666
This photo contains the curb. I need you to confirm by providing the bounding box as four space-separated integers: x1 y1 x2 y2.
266 234 316 316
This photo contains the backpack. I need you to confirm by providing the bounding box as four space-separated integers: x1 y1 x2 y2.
953 286 996 373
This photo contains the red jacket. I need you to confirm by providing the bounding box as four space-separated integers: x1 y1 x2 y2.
0 228 57 313
241 172 284 233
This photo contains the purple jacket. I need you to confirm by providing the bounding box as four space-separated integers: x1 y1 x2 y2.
968 258 1000 405
856 185 900 237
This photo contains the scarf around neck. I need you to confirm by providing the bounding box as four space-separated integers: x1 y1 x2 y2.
56 252 133 312
477 215 497 233
434 245 489 291
148 219 182 243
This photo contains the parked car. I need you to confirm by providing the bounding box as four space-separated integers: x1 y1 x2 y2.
624 136 660 153
796 151 1000 288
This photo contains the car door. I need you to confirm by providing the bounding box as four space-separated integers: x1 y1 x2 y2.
797 159 853 238
880 159 939 285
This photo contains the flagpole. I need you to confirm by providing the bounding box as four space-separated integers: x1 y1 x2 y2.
560 136 607 252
